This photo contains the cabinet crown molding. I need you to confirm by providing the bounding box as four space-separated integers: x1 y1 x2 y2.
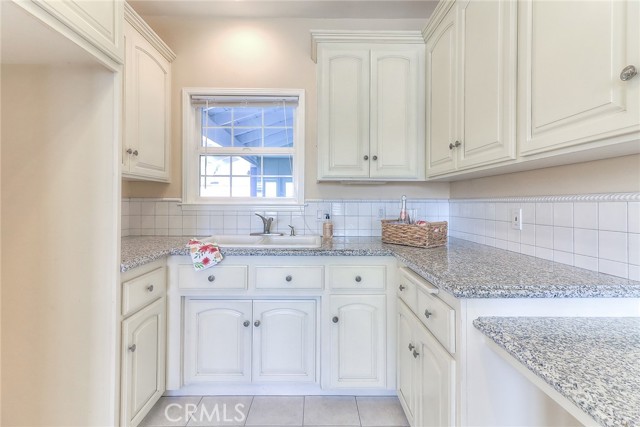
310 30 425 62
422 0 456 41
125 2 176 62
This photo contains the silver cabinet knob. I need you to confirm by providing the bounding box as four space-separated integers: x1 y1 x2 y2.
254 320 261 327
408 343 415 351
243 320 250 327
620 65 637 81
132 150 139 156
413 349 419 359
372 155 378 161
208 275 215 282
285 275 292 282
126 148 133 154
364 155 369 160
449 143 455 150
454 140 461 148
355 276 362 283
147 284 154 292
128 344 136 352
424 309 433 319
399 284 406 291
332 316 339 323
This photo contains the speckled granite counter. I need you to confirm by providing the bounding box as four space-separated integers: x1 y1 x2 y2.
473 317 640 427
121 236 640 298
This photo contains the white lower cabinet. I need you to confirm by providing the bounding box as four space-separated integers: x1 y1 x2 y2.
329 295 386 388
184 299 316 384
398 300 455 427
120 262 167 427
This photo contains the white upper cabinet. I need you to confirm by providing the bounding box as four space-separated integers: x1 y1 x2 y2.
518 0 640 155
30 0 124 63
122 4 175 182
314 32 425 181
426 0 517 177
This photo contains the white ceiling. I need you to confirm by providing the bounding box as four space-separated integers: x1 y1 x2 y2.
128 0 438 19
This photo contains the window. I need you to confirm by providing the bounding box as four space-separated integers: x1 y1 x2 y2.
183 88 305 206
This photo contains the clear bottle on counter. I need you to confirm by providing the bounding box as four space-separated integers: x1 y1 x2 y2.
399 195 408 223
323 214 333 240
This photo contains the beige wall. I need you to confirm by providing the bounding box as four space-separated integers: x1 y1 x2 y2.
123 16 450 200
449 154 640 198
2 64 119 426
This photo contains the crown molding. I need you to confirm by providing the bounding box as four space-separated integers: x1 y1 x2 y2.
422 0 456 41
125 2 176 62
310 30 425 62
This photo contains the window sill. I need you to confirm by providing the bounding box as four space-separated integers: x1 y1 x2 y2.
179 202 307 212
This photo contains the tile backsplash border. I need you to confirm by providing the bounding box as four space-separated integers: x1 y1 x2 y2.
121 193 639 281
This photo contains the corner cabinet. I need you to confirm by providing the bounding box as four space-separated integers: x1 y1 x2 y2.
120 261 167 427
426 0 517 177
518 0 640 155
313 32 426 181
122 4 175 182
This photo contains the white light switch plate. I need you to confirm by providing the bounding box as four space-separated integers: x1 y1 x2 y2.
511 208 523 230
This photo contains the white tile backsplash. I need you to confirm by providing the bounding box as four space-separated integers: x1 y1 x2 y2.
123 194 639 281
448 196 639 280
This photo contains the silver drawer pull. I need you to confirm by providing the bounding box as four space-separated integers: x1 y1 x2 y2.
355 276 362 283
413 349 419 359
147 284 154 292
620 65 637 81
424 309 433 319
208 275 215 282
408 343 415 351
399 284 406 291
128 344 137 352
285 275 292 282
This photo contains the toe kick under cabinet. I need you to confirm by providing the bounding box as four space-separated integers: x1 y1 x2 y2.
165 256 398 395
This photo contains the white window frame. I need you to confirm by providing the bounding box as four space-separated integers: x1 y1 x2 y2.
182 88 305 209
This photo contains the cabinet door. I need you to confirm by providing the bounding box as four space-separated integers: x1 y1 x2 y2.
456 0 517 170
252 301 316 382
329 295 386 388
518 0 640 155
124 22 171 182
121 298 165 427
370 46 424 180
317 45 370 179
33 0 123 63
184 300 252 383
415 324 455 427
397 302 416 425
426 7 458 177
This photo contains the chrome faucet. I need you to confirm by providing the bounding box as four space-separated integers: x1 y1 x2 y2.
254 213 274 234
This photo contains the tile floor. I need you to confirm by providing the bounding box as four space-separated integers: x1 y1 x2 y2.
140 395 409 427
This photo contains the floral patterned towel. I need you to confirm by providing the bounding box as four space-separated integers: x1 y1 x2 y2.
187 239 224 271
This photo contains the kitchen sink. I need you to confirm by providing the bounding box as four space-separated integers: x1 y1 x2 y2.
205 234 322 249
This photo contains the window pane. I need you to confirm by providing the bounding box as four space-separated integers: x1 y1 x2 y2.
201 155 231 176
263 155 293 175
203 128 232 148
233 107 263 127
232 156 261 176
264 128 293 148
234 128 262 147
264 106 294 127
203 107 232 127
200 176 230 197
231 177 252 197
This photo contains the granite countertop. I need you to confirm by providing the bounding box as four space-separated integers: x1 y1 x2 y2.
121 236 640 298
473 317 640 427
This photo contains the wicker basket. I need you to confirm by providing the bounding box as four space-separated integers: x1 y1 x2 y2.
381 220 448 248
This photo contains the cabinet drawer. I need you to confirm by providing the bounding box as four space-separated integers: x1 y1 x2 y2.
397 268 419 312
416 285 455 354
328 266 386 290
122 267 166 317
255 266 324 289
178 265 248 290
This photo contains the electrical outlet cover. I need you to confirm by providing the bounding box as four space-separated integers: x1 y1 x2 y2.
511 208 523 230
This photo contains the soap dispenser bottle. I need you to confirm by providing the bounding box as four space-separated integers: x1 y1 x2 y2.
323 214 333 240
